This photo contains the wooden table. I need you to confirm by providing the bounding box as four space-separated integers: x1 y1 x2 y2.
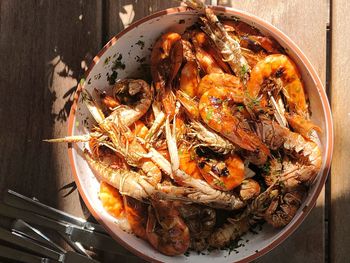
0 0 348 262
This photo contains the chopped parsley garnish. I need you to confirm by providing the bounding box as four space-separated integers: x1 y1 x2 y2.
135 40 145 50
214 179 226 189
107 71 118 85
261 161 271 174
241 64 248 77
206 108 214 121
237 105 244 112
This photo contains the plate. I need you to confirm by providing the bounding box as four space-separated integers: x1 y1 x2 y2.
67 6 333 263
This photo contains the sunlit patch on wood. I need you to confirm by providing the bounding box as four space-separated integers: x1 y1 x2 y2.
119 4 135 29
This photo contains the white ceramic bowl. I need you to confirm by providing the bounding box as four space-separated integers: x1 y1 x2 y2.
68 5 333 263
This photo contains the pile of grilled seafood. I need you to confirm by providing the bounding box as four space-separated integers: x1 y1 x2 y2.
47 0 322 256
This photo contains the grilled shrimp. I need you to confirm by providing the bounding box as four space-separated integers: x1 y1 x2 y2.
257 118 322 189
123 196 148 240
199 85 270 165
193 30 232 73
84 150 154 201
208 185 278 248
177 204 216 251
191 30 226 74
178 143 203 180
208 219 250 248
222 20 283 54
264 186 306 228
179 60 201 98
108 79 153 127
151 32 182 116
197 72 243 97
238 178 261 201
285 113 322 140
185 0 250 82
247 54 308 117
196 152 245 191
149 118 246 210
99 181 124 218
146 199 190 256
188 120 235 154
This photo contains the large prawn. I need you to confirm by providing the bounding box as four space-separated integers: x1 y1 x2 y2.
146 199 190 256
198 77 270 165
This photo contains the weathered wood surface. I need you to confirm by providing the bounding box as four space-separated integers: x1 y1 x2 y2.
218 1 329 262
0 0 102 217
330 0 350 262
0 0 336 262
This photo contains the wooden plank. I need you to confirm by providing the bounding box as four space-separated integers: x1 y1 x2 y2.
330 1 350 262
216 1 329 262
0 0 102 216
104 0 211 42
104 0 180 42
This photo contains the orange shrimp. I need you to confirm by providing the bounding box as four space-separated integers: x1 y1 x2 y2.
99 181 124 218
176 90 200 120
238 179 261 201
247 54 308 117
197 73 243 98
151 32 182 116
101 94 120 109
146 199 190 256
199 85 270 165
196 153 244 191
127 125 162 187
193 31 232 73
179 60 200 98
223 20 283 54
192 31 224 74
178 143 203 180
285 113 322 139
131 120 149 139
123 196 148 240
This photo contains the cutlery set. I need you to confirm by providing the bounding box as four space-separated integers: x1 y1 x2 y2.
0 190 134 262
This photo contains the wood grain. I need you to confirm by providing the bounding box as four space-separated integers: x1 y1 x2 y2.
0 0 102 220
330 1 350 262
104 0 180 42
217 1 329 262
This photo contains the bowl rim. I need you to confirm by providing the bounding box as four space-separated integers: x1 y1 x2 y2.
67 5 334 263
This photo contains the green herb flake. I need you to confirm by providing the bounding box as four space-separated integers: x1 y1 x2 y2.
206 108 214 121
184 251 190 257
261 161 271 174
135 40 145 50
241 64 248 77
107 71 118 85
214 179 226 189
104 56 111 65
237 105 244 112
79 78 85 86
